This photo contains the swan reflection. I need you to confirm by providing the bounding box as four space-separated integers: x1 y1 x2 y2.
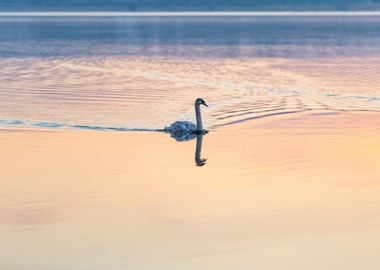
195 133 207 167
165 130 209 166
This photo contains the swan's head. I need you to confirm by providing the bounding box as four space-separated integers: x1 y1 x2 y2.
195 98 208 107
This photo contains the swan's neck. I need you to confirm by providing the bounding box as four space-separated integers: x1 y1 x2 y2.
195 104 203 130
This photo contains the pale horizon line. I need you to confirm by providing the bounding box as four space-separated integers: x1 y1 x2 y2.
1 11 380 17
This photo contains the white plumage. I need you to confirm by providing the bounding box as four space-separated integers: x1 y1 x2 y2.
165 98 208 141
166 121 196 133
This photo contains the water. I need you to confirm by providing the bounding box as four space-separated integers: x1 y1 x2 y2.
1 115 380 270
0 16 379 130
1 14 380 270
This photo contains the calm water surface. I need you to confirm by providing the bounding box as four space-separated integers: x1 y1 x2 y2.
0 15 380 270
0 16 379 129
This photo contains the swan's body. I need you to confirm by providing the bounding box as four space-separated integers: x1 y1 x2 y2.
165 98 208 140
166 121 196 134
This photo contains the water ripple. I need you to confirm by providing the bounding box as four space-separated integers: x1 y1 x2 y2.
0 57 379 130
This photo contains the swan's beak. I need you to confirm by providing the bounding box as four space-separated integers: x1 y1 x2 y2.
203 101 209 107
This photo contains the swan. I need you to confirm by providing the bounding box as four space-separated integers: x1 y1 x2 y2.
165 98 208 139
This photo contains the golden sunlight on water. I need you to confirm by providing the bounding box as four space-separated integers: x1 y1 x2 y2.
1 16 380 270
0 113 379 270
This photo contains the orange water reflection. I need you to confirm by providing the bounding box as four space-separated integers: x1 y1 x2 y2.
0 112 379 269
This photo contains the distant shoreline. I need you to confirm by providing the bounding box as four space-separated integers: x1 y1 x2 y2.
1 11 380 17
